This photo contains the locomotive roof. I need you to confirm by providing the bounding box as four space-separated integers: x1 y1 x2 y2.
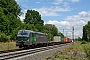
19 30 33 32
19 30 48 35
34 32 48 35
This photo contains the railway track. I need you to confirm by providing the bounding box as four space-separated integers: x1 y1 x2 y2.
0 43 71 60
0 49 24 54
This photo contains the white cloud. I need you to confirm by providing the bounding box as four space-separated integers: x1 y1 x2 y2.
33 7 59 16
69 0 80 3
63 2 69 7
52 0 63 5
15 0 28 2
36 2 41 3
33 6 72 16
45 11 90 38
18 6 72 21
52 0 80 6
19 10 27 21
15 0 18 1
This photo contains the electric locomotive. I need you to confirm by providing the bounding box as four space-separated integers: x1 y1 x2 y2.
16 30 48 48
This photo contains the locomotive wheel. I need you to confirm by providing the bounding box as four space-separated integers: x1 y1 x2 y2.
19 46 22 48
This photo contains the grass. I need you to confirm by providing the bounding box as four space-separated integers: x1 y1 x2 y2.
0 41 90 60
0 41 19 51
82 43 90 59
46 42 90 60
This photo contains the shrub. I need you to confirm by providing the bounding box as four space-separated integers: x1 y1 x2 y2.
81 40 87 44
83 44 90 59
0 32 10 42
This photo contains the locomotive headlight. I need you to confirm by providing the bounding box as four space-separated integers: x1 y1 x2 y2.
27 39 29 41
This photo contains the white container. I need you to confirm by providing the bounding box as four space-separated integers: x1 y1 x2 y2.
53 36 61 42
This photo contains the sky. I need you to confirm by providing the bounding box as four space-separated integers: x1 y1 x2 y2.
15 0 90 39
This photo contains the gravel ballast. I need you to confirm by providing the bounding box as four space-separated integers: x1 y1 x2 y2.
11 43 72 60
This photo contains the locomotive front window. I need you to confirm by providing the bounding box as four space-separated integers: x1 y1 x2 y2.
18 30 29 35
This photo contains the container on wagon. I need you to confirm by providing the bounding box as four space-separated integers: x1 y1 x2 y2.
61 35 64 43
53 36 61 42
64 37 69 43
64 37 72 43
53 36 64 43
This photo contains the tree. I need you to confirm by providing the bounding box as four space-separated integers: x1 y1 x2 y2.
44 24 58 40
58 32 64 37
76 37 82 41
0 0 22 41
0 0 21 17
83 21 90 42
0 7 9 33
24 10 44 25
0 0 22 34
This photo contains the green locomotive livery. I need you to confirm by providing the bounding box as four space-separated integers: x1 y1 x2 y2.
16 30 48 48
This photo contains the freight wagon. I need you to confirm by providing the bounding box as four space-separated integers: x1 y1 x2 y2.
53 36 72 43
53 36 64 45
64 37 72 43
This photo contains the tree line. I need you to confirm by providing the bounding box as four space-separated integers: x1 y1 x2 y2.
0 0 63 42
83 21 90 42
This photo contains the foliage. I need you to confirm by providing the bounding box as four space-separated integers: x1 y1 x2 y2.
7 13 22 35
76 37 82 41
24 10 44 25
83 21 90 42
0 0 21 17
0 7 9 33
54 54 60 58
83 44 90 59
0 0 59 42
58 32 64 37
44 24 58 41
0 32 10 42
81 40 87 44
0 0 22 41
34 24 44 32
47 42 88 60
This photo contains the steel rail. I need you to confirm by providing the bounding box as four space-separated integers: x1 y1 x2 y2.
0 43 71 60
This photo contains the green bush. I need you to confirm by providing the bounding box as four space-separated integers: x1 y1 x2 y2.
0 32 10 42
81 40 87 44
83 44 90 59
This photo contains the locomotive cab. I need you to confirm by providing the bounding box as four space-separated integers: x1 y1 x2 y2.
16 30 32 48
